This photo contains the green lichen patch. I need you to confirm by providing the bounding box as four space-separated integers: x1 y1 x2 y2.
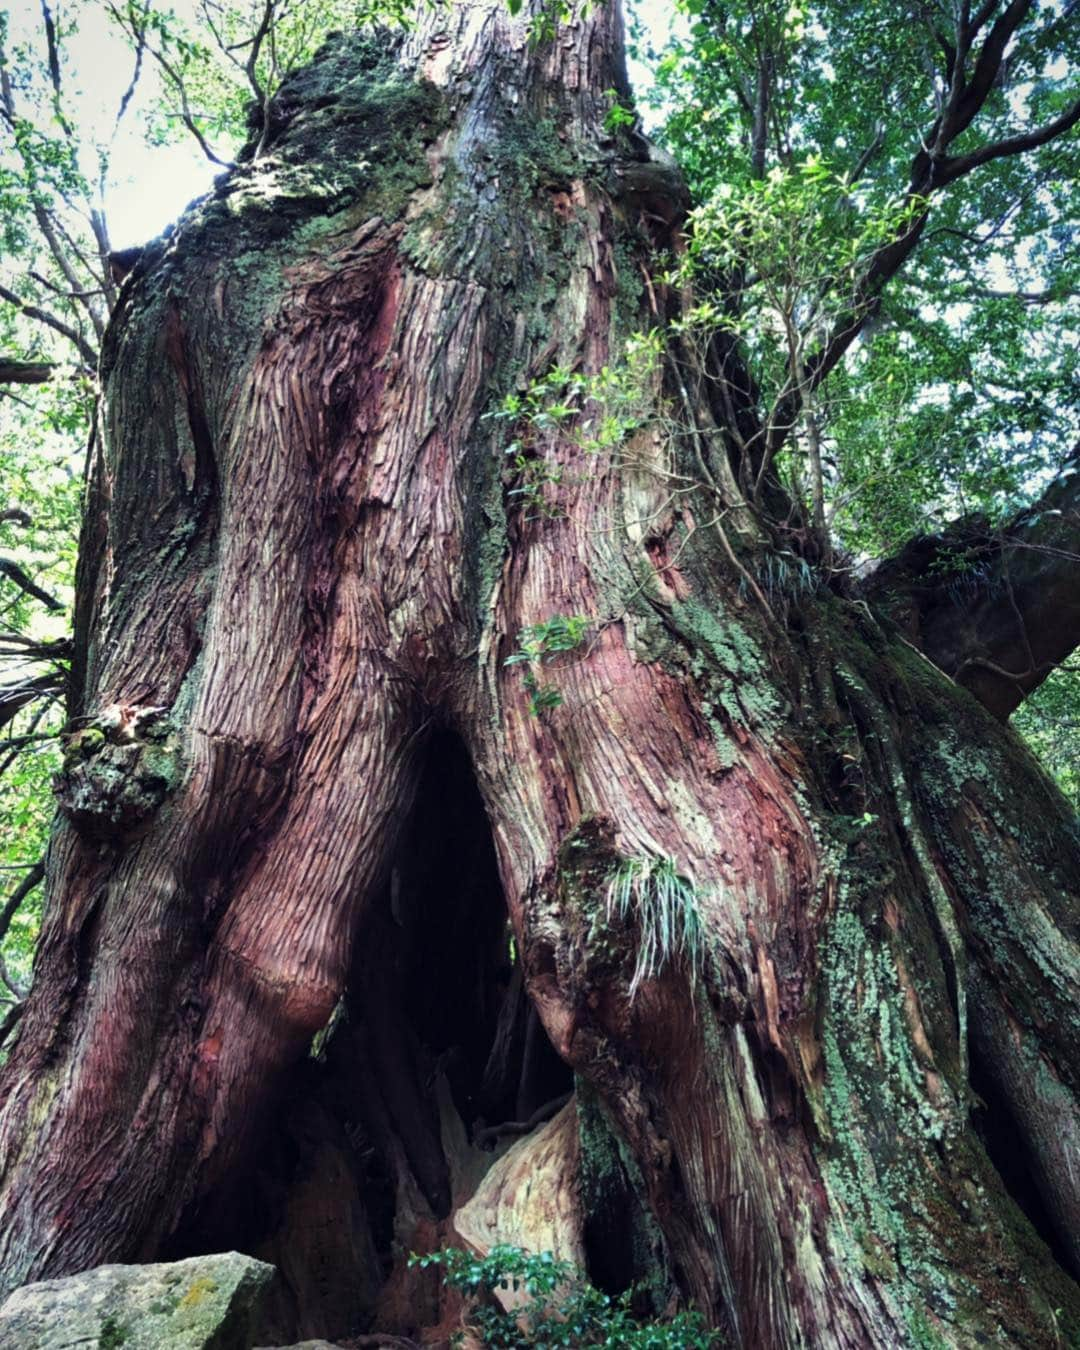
402 112 585 290
195 33 447 245
178 1276 218 1308
807 663 1080 1344
55 705 182 840
99 1315 130 1349
668 596 786 733
0 1252 275 1350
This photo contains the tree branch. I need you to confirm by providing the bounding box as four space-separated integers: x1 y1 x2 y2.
0 674 63 735
0 282 98 368
0 558 62 612
0 361 54 385
152 45 236 168
947 0 1033 151
0 35 108 340
865 448 1080 718
0 999 23 1051
754 0 1074 479
0 860 43 1006
40 0 75 140
0 862 43 952
935 98 1080 185
114 1 150 130
103 0 236 170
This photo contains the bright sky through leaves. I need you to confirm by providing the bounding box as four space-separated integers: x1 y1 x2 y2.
6 0 678 248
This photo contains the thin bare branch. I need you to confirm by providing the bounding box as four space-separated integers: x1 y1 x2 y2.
0 35 108 339
247 0 279 159
0 282 98 367
0 558 63 612
39 0 75 139
29 270 108 302
152 45 235 168
114 1 151 129
0 696 60 780
103 0 236 169
847 123 886 187
0 863 43 952
0 999 23 1051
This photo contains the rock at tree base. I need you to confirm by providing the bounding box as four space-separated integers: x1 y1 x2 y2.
0 1251 275 1348
255 1342 346 1348
254 1343 345 1349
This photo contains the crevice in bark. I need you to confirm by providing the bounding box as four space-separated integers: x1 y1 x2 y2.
168 729 580 1342
969 1044 1073 1276
577 1079 670 1312
363 728 572 1145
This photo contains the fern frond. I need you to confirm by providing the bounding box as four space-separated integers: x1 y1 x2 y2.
605 853 706 998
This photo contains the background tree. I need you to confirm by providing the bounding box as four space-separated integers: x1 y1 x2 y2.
0 1 1077 1347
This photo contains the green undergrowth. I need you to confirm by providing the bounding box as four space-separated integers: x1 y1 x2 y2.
411 1245 720 1348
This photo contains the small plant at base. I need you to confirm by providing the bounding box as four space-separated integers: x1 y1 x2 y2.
505 614 590 717
410 1244 720 1348
607 854 706 998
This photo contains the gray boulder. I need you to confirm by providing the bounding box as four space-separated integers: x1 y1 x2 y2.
0 1251 275 1349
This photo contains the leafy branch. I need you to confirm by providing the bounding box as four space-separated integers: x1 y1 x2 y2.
505 615 590 716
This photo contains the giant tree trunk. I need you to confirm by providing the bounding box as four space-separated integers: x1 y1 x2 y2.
0 4 1078 1346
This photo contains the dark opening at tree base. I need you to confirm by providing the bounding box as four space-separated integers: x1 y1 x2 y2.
166 730 577 1342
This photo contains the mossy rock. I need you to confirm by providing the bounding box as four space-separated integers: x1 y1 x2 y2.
0 1252 275 1349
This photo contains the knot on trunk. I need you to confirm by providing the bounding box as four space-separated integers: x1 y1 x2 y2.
552 817 707 1003
55 705 181 840
526 818 710 1069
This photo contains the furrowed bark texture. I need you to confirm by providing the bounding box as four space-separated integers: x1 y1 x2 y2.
0 5 1077 1347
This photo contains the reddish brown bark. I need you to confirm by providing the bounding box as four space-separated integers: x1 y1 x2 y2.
0 5 1077 1348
